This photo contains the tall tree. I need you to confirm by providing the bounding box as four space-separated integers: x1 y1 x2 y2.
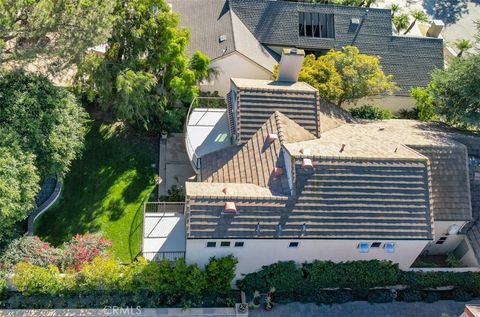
277 46 396 107
75 0 210 131
454 39 473 57
404 10 429 35
0 131 40 242
0 0 115 69
390 4 401 18
427 54 480 129
0 70 89 177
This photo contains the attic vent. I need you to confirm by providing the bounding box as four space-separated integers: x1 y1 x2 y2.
267 133 278 143
219 34 227 43
224 202 237 214
272 167 284 177
302 158 314 170
351 18 360 25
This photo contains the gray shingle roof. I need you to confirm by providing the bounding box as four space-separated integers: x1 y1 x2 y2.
229 0 444 95
169 0 278 71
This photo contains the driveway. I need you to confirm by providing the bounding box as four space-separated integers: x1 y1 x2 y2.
249 300 480 317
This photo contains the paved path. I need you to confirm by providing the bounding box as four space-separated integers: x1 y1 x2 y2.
249 300 480 317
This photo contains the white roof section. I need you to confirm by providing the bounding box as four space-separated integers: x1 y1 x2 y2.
231 78 317 92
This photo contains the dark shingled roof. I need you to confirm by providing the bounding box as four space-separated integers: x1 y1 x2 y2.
229 0 444 95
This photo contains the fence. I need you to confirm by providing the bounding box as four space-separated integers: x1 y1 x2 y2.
144 202 185 214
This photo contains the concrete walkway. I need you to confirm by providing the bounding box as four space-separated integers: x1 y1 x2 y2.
249 300 480 317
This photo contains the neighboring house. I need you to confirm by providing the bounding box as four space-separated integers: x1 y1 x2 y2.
169 0 444 111
141 49 480 279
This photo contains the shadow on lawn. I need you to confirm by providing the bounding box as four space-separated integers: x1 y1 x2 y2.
35 120 157 260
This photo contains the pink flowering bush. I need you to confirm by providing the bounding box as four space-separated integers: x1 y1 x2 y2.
62 233 112 270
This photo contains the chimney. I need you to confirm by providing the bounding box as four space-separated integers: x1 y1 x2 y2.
277 48 305 82
427 20 444 38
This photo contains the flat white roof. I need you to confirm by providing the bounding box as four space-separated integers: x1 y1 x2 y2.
143 212 186 260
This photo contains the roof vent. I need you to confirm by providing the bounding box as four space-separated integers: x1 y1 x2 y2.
267 133 278 143
302 158 314 170
351 18 360 25
302 223 307 234
447 224 460 235
278 224 282 232
224 202 237 214
272 167 284 177
256 222 261 233
219 34 227 43
222 187 231 195
340 144 346 153
379 127 385 131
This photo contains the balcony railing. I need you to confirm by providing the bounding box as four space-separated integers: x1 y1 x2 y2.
143 251 186 262
184 96 227 172
144 202 185 214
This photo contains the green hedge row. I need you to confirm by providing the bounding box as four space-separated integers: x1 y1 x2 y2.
237 260 480 301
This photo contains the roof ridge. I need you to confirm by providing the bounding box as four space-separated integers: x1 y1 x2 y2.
273 111 286 145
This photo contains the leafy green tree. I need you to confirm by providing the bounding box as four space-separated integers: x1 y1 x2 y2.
205 255 238 295
75 0 210 131
390 4 401 18
393 13 410 32
404 10 429 35
454 39 473 57
0 70 89 177
410 87 436 121
0 134 39 242
277 46 396 107
427 54 480 129
0 0 115 69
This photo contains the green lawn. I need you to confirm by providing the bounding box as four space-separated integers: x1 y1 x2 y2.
35 120 157 262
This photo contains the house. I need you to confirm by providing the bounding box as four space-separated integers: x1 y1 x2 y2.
169 0 444 111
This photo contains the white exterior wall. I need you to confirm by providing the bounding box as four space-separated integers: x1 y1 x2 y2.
200 52 273 96
186 239 429 279
345 95 416 113
423 220 468 255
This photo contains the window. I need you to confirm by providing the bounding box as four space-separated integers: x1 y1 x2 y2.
234 242 244 247
206 242 216 248
384 242 396 253
289 242 299 248
436 236 447 245
220 241 231 247
358 242 370 253
299 12 334 38
371 242 382 248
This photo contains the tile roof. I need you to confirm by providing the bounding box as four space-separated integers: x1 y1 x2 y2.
229 0 444 95
201 111 316 195
169 0 278 71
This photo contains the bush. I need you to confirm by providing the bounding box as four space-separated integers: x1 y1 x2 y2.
62 234 112 270
398 108 419 119
76 257 123 292
0 271 6 299
451 288 473 302
315 290 353 305
423 291 441 303
205 255 238 296
367 289 395 303
0 236 63 272
12 262 62 295
399 289 423 302
349 105 394 120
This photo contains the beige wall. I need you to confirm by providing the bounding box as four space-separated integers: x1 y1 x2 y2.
423 220 468 255
345 95 416 113
186 238 429 279
200 52 272 96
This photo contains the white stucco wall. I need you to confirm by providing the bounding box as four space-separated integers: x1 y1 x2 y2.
345 95 416 113
423 220 468 255
186 239 429 279
200 52 273 96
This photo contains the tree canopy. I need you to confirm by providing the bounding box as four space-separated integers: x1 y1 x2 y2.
276 46 396 107
0 70 89 177
410 53 480 129
75 0 210 131
0 131 39 242
0 0 115 69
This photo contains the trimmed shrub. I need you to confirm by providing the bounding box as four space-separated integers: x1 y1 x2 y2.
423 291 441 303
12 262 62 295
451 289 473 302
76 257 123 291
315 290 353 305
398 289 423 302
62 234 112 270
367 289 395 303
349 105 394 120
0 236 63 272
205 255 238 296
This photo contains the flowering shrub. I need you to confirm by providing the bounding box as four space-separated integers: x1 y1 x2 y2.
0 236 63 272
62 234 112 270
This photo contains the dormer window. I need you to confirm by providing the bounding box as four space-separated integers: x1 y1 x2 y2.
299 12 334 38
224 202 237 214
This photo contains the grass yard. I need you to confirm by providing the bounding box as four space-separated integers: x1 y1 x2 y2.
35 119 157 262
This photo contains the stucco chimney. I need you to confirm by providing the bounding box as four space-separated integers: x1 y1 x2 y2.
426 20 444 38
277 48 305 82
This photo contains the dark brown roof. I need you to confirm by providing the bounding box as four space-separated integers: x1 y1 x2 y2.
201 111 316 195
